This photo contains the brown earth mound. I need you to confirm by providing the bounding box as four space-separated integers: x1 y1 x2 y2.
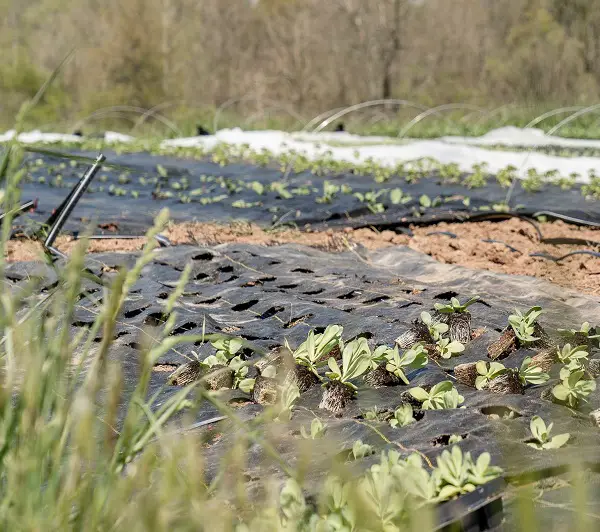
5 219 600 295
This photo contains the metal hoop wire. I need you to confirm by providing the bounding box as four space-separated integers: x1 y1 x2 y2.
72 106 182 136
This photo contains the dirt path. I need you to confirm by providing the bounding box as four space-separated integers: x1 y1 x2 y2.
6 218 600 295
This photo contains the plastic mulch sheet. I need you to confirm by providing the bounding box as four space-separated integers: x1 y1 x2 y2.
13 150 600 235
6 243 600 490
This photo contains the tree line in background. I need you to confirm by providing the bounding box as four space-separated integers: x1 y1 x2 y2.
1 0 600 131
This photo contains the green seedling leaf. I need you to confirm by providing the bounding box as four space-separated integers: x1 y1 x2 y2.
527 416 570 450
434 296 479 314
352 440 375 460
475 361 507 389
389 404 415 428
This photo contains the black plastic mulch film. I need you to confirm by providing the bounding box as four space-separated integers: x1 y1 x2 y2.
12 149 600 237
5 242 600 530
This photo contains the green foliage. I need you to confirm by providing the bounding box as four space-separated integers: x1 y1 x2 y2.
353 190 386 213
300 418 327 440
436 337 465 359
518 357 550 386
210 335 244 360
521 169 544 192
389 188 412 205
352 440 375 460
409 381 465 410
582 175 600 199
277 383 301 421
557 344 590 370
292 325 343 375
419 194 442 209
475 361 508 390
508 306 543 343
552 369 596 407
558 322 600 340
434 296 479 314
325 338 371 391
389 404 415 428
435 446 498 499
421 311 448 341
377 344 428 384
464 163 488 188
496 165 518 188
229 356 255 392
315 181 352 204
527 416 570 450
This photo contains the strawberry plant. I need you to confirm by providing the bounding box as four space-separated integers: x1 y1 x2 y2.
389 188 412 205
558 322 600 342
352 440 375 460
421 311 448 341
300 418 327 440
556 344 589 371
291 325 343 375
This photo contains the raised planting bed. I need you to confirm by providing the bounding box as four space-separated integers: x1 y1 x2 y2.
6 242 600 529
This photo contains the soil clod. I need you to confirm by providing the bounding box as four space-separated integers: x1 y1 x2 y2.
454 362 479 387
487 372 524 395
319 381 354 413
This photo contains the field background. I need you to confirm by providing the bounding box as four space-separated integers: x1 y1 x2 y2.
3 0 600 137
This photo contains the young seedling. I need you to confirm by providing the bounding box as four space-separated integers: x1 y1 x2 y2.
527 416 570 450
434 296 479 314
409 381 464 410
353 190 386 213
352 440 375 460
229 356 255 393
381 344 428 384
276 383 301 421
421 311 448 341
475 361 508 390
211 336 244 360
465 451 504 487
316 181 341 204
389 188 412 205
389 404 415 428
508 306 543 344
552 369 597 408
556 344 589 371
518 357 550 386
558 322 600 343
434 446 502 500
300 418 327 440
292 325 343 374
287 326 343 391
320 338 372 412
435 337 465 359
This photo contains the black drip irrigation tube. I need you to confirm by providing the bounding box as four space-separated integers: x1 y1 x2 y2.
3 153 170 259
43 153 107 252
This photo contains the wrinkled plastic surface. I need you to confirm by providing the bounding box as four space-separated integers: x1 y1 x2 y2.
6 243 600 488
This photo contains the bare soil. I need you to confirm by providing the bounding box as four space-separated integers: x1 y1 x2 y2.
6 218 600 295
